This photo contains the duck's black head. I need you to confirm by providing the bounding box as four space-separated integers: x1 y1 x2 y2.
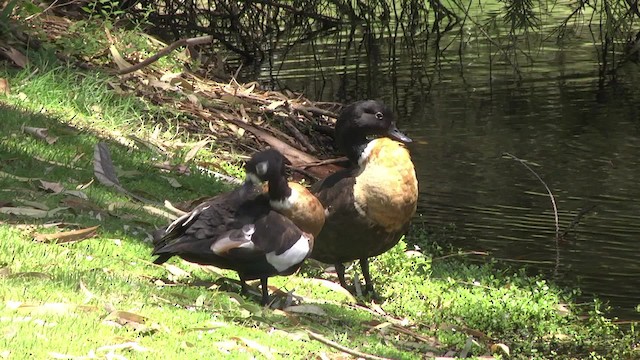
244 148 289 184
335 100 412 163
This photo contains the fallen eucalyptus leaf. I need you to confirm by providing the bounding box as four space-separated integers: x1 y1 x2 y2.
163 263 190 279
34 225 100 244
97 342 149 353
79 280 94 303
0 206 67 218
93 142 121 188
39 180 64 193
22 126 57 144
161 176 182 188
0 170 34 182
184 139 210 163
232 337 275 360
94 143 153 203
283 304 326 316
491 343 510 357
106 310 147 331
305 278 356 303
109 45 133 71
62 190 88 199
1 46 28 68
18 200 49 210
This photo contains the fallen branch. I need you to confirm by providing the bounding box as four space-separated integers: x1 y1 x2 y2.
284 119 317 153
306 330 392 360
118 35 214 75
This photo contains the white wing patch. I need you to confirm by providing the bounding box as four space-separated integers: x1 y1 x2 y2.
265 234 311 272
270 188 299 210
211 224 256 255
166 205 210 233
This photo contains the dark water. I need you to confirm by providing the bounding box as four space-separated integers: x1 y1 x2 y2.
252 10 640 318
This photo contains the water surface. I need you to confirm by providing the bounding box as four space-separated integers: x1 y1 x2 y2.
253 8 640 318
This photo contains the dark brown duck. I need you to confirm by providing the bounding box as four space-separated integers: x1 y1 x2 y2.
152 149 320 305
311 100 419 295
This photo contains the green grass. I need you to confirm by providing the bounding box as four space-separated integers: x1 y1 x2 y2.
0 15 638 359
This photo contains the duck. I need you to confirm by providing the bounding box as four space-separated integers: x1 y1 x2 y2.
152 149 321 305
310 100 418 296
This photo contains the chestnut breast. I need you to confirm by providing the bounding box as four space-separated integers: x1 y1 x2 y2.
263 182 325 238
353 138 418 233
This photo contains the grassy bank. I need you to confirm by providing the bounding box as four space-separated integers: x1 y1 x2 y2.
0 11 638 359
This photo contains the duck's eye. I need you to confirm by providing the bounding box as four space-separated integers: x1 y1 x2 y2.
375 112 383 120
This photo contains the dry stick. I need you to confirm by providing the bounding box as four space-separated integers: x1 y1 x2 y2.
284 119 317 153
503 152 561 276
291 104 339 119
118 35 214 75
306 330 392 360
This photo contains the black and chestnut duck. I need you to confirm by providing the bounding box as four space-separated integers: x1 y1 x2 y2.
152 149 323 305
311 100 418 296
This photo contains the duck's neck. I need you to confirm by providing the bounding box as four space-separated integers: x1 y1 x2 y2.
338 134 369 165
268 176 292 203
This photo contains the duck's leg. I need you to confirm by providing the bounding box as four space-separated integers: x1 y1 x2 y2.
335 262 349 289
360 258 376 295
239 275 250 295
260 277 269 306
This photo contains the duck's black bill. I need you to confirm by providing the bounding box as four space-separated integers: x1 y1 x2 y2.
388 125 412 143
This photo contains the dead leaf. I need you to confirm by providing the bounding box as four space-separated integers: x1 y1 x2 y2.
0 46 28 68
62 190 88 199
0 170 34 182
232 337 275 360
491 343 510 356
61 197 101 212
76 178 94 190
34 225 100 244
79 280 94 303
0 78 9 96
183 139 210 163
106 310 147 331
22 126 58 144
0 267 11 277
266 100 286 111
109 45 133 71
0 206 66 218
11 302 75 315
186 93 201 108
148 78 173 90
96 342 149 353
163 263 191 280
18 200 49 210
39 180 65 193
161 176 182 188
94 143 121 188
283 304 326 316
306 278 356 303
160 71 182 83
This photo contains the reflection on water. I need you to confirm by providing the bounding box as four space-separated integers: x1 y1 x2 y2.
253 12 640 318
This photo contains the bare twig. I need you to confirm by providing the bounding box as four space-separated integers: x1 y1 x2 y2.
559 204 597 239
118 35 214 75
503 153 559 236
432 251 489 261
291 104 339 119
306 330 393 360
284 119 317 153
503 152 561 276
